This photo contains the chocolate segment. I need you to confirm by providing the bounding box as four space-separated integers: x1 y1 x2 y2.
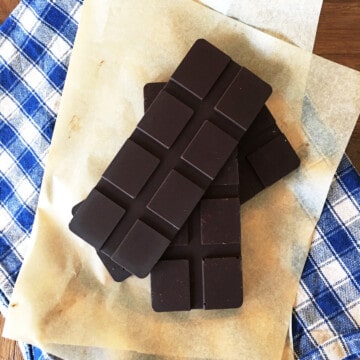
111 220 170 278
215 68 271 130
151 260 191 312
202 257 242 310
102 140 160 199
69 39 271 279
237 106 300 202
200 199 240 245
70 189 125 250
137 91 193 149
246 134 300 187
147 170 205 230
181 120 238 180
171 39 230 99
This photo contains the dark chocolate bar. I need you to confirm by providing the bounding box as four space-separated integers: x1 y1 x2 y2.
69 39 272 279
72 82 300 286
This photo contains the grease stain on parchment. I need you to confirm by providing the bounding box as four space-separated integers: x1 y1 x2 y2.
94 59 105 76
68 115 81 139
301 95 338 161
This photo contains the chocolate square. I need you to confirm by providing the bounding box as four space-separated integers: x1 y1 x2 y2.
200 198 240 245
181 121 237 180
202 257 243 310
138 91 193 149
111 220 170 278
69 189 125 250
147 170 204 230
151 260 191 312
102 140 159 199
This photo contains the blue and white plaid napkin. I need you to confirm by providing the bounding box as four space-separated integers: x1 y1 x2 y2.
0 0 81 359
0 1 359 359
292 156 360 360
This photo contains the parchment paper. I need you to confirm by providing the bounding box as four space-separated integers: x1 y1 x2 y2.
200 0 323 51
4 0 360 359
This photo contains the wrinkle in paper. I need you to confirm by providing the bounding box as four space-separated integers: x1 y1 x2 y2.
200 0 323 51
4 0 360 359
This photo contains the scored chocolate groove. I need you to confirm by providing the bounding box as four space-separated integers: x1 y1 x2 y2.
69 39 272 279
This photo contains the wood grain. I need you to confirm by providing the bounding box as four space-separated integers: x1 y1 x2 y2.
0 313 23 360
313 0 360 170
0 0 17 23
0 1 359 360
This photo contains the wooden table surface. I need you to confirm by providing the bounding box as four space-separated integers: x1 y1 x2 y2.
0 1 359 359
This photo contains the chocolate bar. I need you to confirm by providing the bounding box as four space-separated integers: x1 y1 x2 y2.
69 39 272 279
72 81 299 286
71 93 242 285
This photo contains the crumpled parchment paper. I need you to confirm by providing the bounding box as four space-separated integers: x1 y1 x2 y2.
199 0 323 51
4 0 360 359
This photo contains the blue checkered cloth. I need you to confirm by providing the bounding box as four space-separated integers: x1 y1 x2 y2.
0 0 82 359
1 1 359 360
293 156 360 360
